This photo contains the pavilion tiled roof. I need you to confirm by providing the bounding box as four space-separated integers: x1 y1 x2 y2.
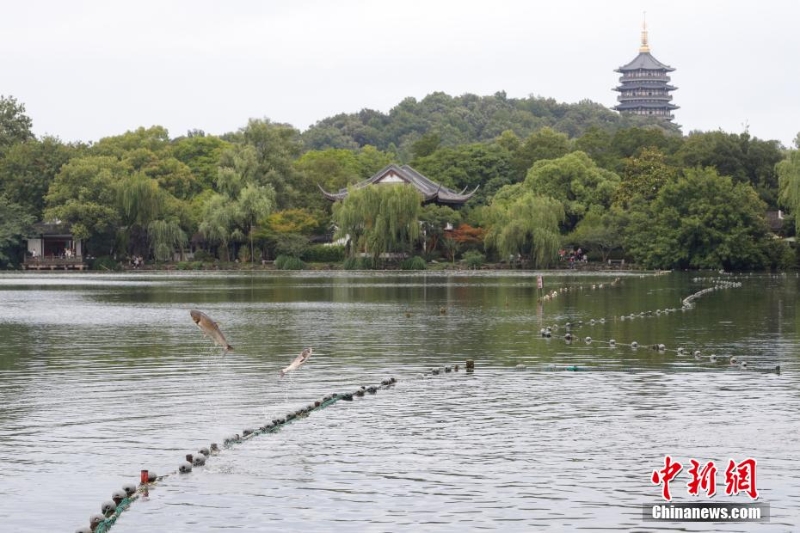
30 222 75 237
319 164 477 206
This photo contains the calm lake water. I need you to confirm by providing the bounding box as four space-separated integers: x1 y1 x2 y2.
0 270 798 532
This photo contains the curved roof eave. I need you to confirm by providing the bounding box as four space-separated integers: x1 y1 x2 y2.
616 52 675 72
318 184 346 202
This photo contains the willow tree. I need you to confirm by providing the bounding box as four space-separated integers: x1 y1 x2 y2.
778 134 800 235
199 144 276 261
148 219 187 262
237 183 275 261
484 184 564 267
117 173 166 254
333 184 422 263
199 193 236 261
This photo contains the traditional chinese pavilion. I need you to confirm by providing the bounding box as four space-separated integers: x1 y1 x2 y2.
23 222 88 270
319 164 477 207
613 20 678 121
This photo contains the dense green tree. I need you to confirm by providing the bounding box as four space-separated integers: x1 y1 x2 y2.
524 151 621 230
609 127 682 163
483 186 564 267
293 145 395 214
293 148 363 214
419 204 461 255
495 130 522 153
171 134 230 190
565 208 624 262
261 208 320 235
0 137 79 218
252 208 321 259
91 126 171 158
614 147 680 207
413 142 515 204
301 122 361 151
677 131 783 207
333 185 422 263
44 156 128 249
0 95 34 154
240 118 304 209
624 167 775 270
411 132 442 159
135 153 200 200
215 145 259 197
355 145 395 177
0 196 35 267
511 127 571 179
740 134 784 207
573 126 617 170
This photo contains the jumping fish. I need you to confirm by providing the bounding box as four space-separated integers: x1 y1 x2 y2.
190 310 233 352
280 347 312 377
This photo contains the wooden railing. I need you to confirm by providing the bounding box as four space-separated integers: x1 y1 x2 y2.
23 256 88 270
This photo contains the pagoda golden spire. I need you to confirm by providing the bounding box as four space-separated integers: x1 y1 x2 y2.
639 13 650 53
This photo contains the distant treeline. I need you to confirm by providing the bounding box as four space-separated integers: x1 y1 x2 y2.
301 91 682 156
1 92 798 271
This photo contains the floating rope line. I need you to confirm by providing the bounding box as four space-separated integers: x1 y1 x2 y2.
514 363 780 374
535 280 782 374
539 280 743 335
681 280 742 309
76 368 467 533
539 276 624 303
537 329 780 374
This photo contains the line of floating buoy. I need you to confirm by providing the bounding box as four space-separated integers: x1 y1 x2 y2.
535 278 779 374
538 331 780 374
539 277 623 303
514 363 780 374
77 367 471 533
539 281 743 333
682 281 742 309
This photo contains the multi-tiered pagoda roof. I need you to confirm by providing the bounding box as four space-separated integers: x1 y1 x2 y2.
613 21 678 121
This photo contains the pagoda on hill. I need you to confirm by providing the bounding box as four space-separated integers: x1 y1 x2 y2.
613 20 678 121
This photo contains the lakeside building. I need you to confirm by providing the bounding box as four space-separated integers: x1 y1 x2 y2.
23 222 87 270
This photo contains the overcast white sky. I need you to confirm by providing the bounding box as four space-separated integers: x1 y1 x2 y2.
3 0 798 147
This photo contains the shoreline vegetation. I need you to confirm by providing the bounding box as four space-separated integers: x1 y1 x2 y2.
2 93 799 273
93 257 637 273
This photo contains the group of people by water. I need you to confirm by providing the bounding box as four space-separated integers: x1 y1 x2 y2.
28 248 76 260
559 247 587 268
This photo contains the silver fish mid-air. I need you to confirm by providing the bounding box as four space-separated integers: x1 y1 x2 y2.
190 310 233 352
280 347 312 377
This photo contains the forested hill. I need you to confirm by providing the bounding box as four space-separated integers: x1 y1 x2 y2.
301 91 682 155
